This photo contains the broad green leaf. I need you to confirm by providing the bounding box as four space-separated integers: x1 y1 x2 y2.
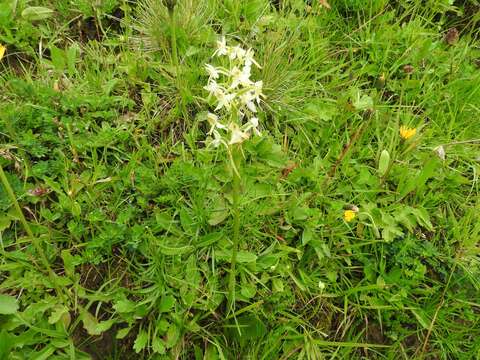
240 282 256 299
216 250 257 263
0 216 11 232
159 295 175 313
134 330 148 353
378 150 390 177
50 46 65 71
61 250 75 277
353 94 373 111
48 305 70 326
152 337 166 354
0 294 18 314
81 310 114 336
410 207 434 231
66 44 79 75
0 330 14 359
21 6 54 21
158 241 193 256
302 227 314 245
113 299 136 313
116 327 132 339
165 323 180 348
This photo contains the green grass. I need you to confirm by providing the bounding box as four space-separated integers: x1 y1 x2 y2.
1 0 480 359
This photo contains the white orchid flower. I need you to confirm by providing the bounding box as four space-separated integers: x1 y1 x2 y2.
239 91 257 112
229 66 252 89
214 36 228 57
202 38 265 148
215 92 236 111
244 48 261 68
211 130 224 147
228 45 246 61
228 123 249 145
242 117 261 137
207 112 226 134
252 81 264 102
249 117 261 136
205 64 221 79
204 80 224 97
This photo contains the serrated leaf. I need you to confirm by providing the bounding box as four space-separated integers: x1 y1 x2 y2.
61 250 75 277
48 305 69 325
152 337 166 354
0 216 11 232
21 6 54 21
0 294 18 314
378 150 390 177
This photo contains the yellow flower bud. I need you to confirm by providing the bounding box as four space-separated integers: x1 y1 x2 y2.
0 44 6 61
399 126 416 140
343 210 356 222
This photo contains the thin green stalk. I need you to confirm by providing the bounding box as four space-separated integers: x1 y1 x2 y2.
169 7 178 68
228 144 242 310
0 164 65 302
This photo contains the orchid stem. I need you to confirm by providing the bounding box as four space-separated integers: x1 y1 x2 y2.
228 144 242 310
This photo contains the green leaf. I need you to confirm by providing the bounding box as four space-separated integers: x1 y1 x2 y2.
240 282 256 299
410 207 434 231
0 216 11 232
113 299 136 313
411 309 430 329
216 250 257 263
66 44 79 75
302 227 314 245
48 305 69 325
81 310 114 336
61 250 75 277
33 344 56 360
208 209 229 226
134 330 149 353
378 150 390 177
116 327 132 340
21 6 54 21
0 294 18 314
352 94 373 111
0 330 15 359
229 315 267 343
208 197 229 226
152 337 166 354
159 295 175 313
165 323 180 348
158 241 193 256
50 46 65 71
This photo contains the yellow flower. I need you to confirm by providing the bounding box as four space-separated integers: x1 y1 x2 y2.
0 44 6 61
399 126 416 140
343 210 356 222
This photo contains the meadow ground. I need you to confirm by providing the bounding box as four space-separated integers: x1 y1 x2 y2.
1 0 480 359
